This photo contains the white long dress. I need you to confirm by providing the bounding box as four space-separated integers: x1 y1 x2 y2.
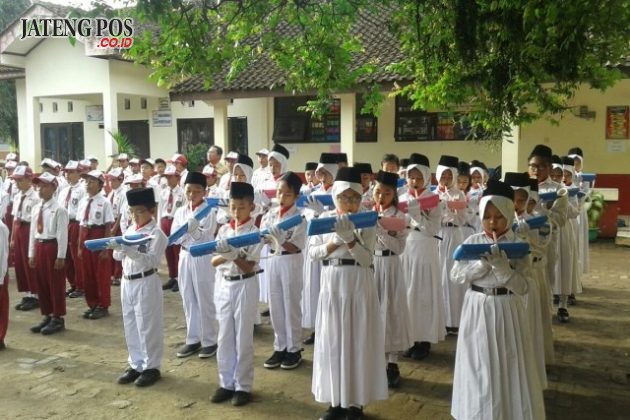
374 205 413 353
309 212 388 408
399 189 446 344
450 231 545 420
575 172 590 274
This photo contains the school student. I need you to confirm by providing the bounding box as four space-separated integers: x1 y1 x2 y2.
0 219 8 349
171 172 219 358
260 171 307 370
77 170 114 320
450 180 545 420
111 187 168 387
105 168 126 287
355 163 374 209
562 156 582 304
399 154 444 360
11 165 40 311
210 182 263 407
301 162 320 194
372 170 412 387
309 167 387 420
158 165 185 292
567 147 589 276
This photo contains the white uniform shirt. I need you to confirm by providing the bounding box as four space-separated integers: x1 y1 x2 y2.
57 182 87 221
12 187 39 223
251 166 271 190
260 204 307 252
158 185 186 220
28 198 69 259
374 205 407 254
171 200 218 248
113 219 168 275
179 169 189 188
0 221 8 285
107 185 127 218
437 186 467 226
215 217 263 278
77 193 115 227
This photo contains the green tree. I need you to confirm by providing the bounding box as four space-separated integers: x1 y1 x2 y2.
129 0 629 139
0 0 30 146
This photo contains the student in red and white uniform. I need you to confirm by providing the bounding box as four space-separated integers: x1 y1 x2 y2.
58 160 87 297
1 160 18 238
170 154 189 188
77 170 114 320
120 174 146 233
28 172 69 335
158 165 185 292
203 165 222 198
218 151 239 191
251 148 271 190
0 219 10 350
106 168 126 286
11 165 40 311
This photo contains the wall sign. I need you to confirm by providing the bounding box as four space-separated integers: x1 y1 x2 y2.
86 105 103 122
606 106 629 139
152 110 172 127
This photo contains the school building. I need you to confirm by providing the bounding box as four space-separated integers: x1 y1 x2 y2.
1 2 629 218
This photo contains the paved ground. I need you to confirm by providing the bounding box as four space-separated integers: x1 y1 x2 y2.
1 241 630 419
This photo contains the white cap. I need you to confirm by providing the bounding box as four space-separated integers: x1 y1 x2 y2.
140 158 155 166
117 153 129 161
124 173 145 185
255 148 269 156
163 164 180 176
106 167 124 179
202 164 216 176
10 165 33 179
82 170 105 182
65 160 80 171
41 158 57 168
5 160 17 170
6 152 18 161
226 151 238 160
78 159 92 170
129 158 140 165
33 172 58 187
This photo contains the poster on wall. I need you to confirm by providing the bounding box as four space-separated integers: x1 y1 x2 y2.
152 110 172 127
85 105 103 122
606 106 629 139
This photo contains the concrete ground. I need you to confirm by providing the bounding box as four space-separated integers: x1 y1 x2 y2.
1 241 629 419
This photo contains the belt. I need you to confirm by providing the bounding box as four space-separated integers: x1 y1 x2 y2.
443 222 459 227
224 271 257 281
69 219 79 224
124 268 158 281
36 238 57 243
17 220 30 225
322 258 374 269
374 250 395 257
162 216 174 220
471 284 512 296
271 250 301 255
84 224 105 229
413 227 443 241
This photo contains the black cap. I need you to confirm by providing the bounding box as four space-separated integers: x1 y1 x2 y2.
400 158 410 168
278 171 302 195
237 154 253 168
126 187 156 206
230 182 255 200
483 179 514 200
354 162 373 174
271 143 290 159
319 153 337 164
335 166 361 184
568 147 583 158
375 170 398 188
529 144 552 159
336 153 348 164
561 155 574 166
305 162 318 171
504 172 530 188
470 160 488 171
184 171 207 188
529 178 539 192
409 153 430 167
552 155 562 165
458 161 471 175
438 155 458 168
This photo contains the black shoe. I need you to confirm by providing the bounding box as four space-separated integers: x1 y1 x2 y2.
69 290 84 298
568 294 577 306
303 332 315 345
0 340 5 350
403 344 416 358
260 309 270 317
171 282 179 292
210 387 234 403
65 288 75 297
30 316 52 333
162 278 177 290
281 350 302 369
82 307 95 319
134 368 161 387
320 406 346 420
88 307 109 320
231 390 252 406
117 368 141 384
41 317 65 335
199 344 218 359
264 349 286 369
111 278 121 286
346 406 364 420
553 294 560 305
387 362 401 388
20 297 39 311
558 308 570 323
176 342 201 358
15 297 28 310
412 341 431 360
446 327 459 335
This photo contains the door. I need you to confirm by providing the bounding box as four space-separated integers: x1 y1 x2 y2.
118 120 150 157
228 117 248 155
177 118 214 152
41 122 84 163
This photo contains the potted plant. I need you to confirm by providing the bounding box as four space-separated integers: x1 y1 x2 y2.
586 191 605 241
183 142 208 171
108 130 137 157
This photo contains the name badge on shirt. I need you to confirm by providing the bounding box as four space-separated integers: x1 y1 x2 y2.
176 200 183 208
26 205 31 213
95 211 102 220
72 198 78 206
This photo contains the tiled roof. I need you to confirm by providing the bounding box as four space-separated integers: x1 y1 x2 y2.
171 6 408 98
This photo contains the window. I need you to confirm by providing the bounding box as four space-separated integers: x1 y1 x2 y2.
39 103 43 112
140 97 147 109
119 120 150 157
177 118 214 152
356 94 378 143
52 102 58 113
273 96 341 143
41 123 84 163
67 101 73 112
124 98 131 110
228 117 248 155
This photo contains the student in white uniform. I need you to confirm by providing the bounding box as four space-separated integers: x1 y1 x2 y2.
0 219 9 350
158 165 185 292
399 154 445 361
171 172 219 359
210 182 263 407
450 180 545 420
111 187 168 387
372 170 412 388
300 162 321 194
561 156 582 302
309 167 388 420
567 147 589 276
218 151 238 191
261 172 307 370
355 163 374 209
105 168 126 287
251 148 270 190
170 154 189 188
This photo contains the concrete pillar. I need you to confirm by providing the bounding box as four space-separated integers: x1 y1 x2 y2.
22 93 40 164
501 125 521 173
15 79 27 157
209 99 229 153
102 87 118 160
337 93 356 164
